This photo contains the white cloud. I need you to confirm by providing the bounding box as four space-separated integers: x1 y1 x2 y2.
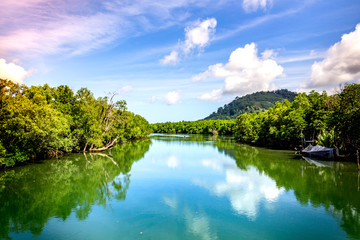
277 49 325 64
0 0 207 58
261 49 276 59
195 43 283 101
165 90 182 105
160 51 179 65
149 96 159 103
0 12 120 57
149 90 182 105
118 85 133 94
161 18 217 65
242 0 273 12
198 89 223 102
183 18 217 54
0 58 29 83
306 23 360 88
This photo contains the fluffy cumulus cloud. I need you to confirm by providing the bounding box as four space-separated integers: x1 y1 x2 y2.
242 0 273 12
195 43 283 101
0 58 29 83
165 90 181 105
160 18 217 65
183 18 217 54
306 24 360 88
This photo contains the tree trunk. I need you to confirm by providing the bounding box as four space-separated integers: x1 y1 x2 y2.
88 135 120 152
83 142 88 152
357 149 359 171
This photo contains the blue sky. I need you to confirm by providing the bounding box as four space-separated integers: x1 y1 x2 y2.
0 0 360 122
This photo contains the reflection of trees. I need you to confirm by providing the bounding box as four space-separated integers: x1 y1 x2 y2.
152 134 360 238
0 139 151 239
151 134 232 149
215 141 360 239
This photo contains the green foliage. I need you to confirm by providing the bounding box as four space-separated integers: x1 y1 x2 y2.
233 98 307 148
214 141 360 239
0 139 151 239
234 112 262 143
330 84 360 151
151 84 360 155
317 129 338 148
151 119 236 135
0 79 150 167
231 84 360 154
205 89 298 120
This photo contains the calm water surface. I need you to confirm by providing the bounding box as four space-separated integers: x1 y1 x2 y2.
1 134 360 240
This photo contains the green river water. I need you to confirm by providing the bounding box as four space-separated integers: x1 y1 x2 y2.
1 134 360 240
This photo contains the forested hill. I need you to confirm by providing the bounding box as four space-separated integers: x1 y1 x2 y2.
204 89 298 120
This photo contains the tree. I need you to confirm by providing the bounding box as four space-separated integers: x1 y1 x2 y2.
330 84 360 152
0 80 151 167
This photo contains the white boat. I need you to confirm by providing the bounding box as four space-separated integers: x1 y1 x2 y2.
301 144 334 159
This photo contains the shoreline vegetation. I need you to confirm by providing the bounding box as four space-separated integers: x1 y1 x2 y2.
151 83 360 162
0 79 150 167
1 78 359 167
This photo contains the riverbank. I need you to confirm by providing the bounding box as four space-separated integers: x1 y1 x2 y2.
151 83 360 162
0 79 151 167
1 134 359 239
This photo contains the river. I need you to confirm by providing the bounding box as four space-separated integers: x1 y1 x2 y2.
0 134 359 239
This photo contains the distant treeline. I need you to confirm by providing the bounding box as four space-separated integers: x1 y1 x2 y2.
204 89 298 120
151 119 236 135
0 79 150 167
152 84 360 156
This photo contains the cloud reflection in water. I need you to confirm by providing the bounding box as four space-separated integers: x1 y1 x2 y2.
162 195 218 240
167 155 180 168
195 159 284 220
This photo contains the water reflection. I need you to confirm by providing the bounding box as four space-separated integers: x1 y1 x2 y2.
195 162 283 219
162 195 218 240
167 155 180 168
184 208 217 240
154 135 360 239
1 135 360 239
0 140 151 239
212 137 360 239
